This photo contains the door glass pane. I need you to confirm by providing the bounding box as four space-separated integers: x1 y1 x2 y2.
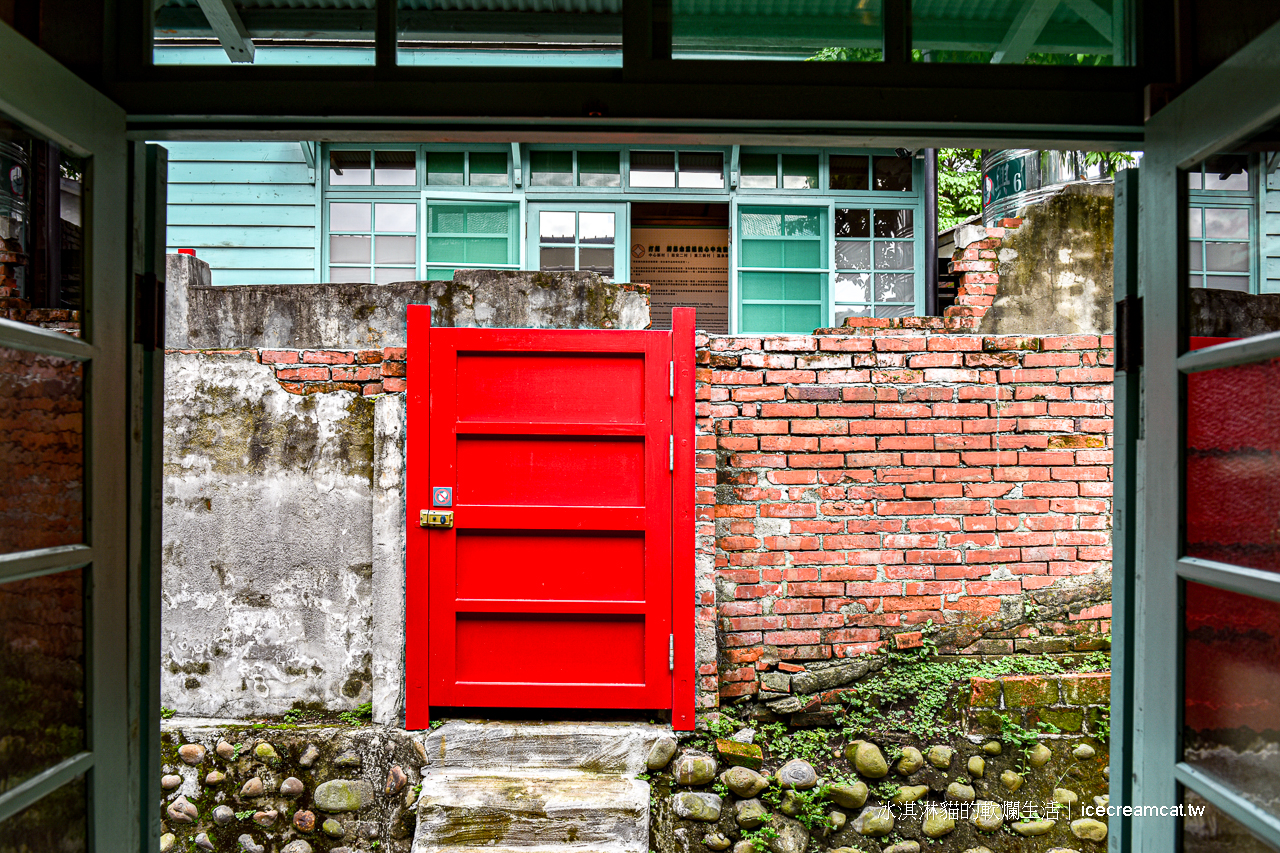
0 774 85 851
1186 356 1280 573
540 247 575 271
1183 582 1280 818
374 267 411 284
579 212 615 244
375 235 415 265
0 128 87 325
329 150 371 186
426 152 465 186
0 569 86 788
577 151 621 187
540 212 576 243
0 349 84 554
530 151 574 187
1183 789 1280 853
329 266 371 283
374 150 416 186
330 235 370 263
579 248 614 278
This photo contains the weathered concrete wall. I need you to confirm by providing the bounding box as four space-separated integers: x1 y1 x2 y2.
166 262 651 349
1189 287 1280 337
977 185 1115 336
162 257 653 719
162 352 376 716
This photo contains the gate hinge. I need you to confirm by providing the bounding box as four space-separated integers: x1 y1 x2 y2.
1115 295 1144 372
669 634 674 671
669 361 674 398
669 435 674 471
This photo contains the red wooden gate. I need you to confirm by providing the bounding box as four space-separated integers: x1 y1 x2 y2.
405 306 695 730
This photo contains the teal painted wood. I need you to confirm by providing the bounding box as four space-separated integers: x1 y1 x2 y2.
164 141 317 286
1264 176 1280 293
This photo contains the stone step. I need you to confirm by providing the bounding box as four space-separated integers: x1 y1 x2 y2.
411 770 649 853
421 720 669 774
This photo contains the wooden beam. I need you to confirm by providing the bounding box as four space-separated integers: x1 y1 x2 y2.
1061 0 1112 41
194 0 256 63
991 0 1060 63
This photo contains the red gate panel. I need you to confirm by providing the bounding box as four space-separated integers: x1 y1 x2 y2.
405 307 694 727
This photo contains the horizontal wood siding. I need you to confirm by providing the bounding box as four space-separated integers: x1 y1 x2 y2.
164 142 317 286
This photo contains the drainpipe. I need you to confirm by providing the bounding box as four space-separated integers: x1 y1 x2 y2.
924 148 939 316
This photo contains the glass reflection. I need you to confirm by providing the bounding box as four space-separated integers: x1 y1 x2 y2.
579 212 615 244
330 203 371 232
540 247 575 271
374 150 415 186
329 150 371 186
835 209 870 238
0 774 85 853
375 203 416 233
1182 789 1279 853
540 212 576 243
0 570 86 790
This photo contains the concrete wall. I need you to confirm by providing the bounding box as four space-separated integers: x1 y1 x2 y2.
160 258 651 722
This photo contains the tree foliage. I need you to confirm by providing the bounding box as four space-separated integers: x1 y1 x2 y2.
937 148 983 232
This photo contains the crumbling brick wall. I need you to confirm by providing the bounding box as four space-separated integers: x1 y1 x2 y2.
693 326 1113 709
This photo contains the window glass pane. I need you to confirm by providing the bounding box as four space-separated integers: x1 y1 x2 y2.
0 569 85 787
469 152 509 187
0 774 85 850
540 247 575 271
1186 355 1280 572
780 272 821 300
1203 155 1250 191
540 211 576 243
1188 207 1203 237
1204 242 1249 272
375 203 416 233
835 208 871 238
1187 170 1204 190
782 155 819 190
462 237 511 265
912 0 1126 65
1189 246 1203 272
1183 582 1280 820
1207 276 1250 292
375 235 416 265
0 349 83 553
468 208 509 235
875 303 915 319
874 209 914 238
427 268 454 281
579 212 615 244
329 150 371 186
834 272 872 303
579 247 615 278
784 211 821 237
374 267 411 284
875 272 914 302
678 152 725 188
782 240 821 268
741 154 778 189
426 152 465 186
1205 208 1249 239
329 266 371 283
741 241 784 268
374 150 415 186
830 156 869 191
872 156 913 192
330 235 371 263
578 151 621 187
741 302 821 333
672 3 882 61
1183 789 1280 853
875 241 914 270
836 305 873 326
630 151 676 188
531 151 574 187
427 237 466 264
836 242 871 269
330 202 371 232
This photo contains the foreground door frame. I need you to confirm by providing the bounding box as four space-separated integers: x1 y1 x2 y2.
0 20 144 851
1127 19 1280 853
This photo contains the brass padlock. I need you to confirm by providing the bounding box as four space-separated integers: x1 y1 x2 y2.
420 510 454 528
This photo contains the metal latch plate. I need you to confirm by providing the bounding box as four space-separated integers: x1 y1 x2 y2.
420 510 454 528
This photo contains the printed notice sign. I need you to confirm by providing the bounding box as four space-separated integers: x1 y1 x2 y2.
630 227 729 333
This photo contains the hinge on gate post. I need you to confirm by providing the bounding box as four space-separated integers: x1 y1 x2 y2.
669 634 675 671
1115 295 1144 372
669 436 674 471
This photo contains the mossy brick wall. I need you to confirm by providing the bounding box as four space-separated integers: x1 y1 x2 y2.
691 329 1113 710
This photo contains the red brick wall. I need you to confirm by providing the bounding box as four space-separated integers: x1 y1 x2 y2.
166 347 409 396
693 327 1113 706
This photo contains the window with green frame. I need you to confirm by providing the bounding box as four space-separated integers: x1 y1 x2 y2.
737 206 826 333
1187 154 1254 293
528 150 622 188
424 203 519 281
425 150 510 188
834 206 916 322
328 149 416 187
328 200 418 284
740 152 819 190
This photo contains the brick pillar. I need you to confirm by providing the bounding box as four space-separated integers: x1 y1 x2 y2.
944 218 1023 323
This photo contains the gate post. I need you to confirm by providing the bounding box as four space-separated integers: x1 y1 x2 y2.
405 304 430 729
672 307 696 730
